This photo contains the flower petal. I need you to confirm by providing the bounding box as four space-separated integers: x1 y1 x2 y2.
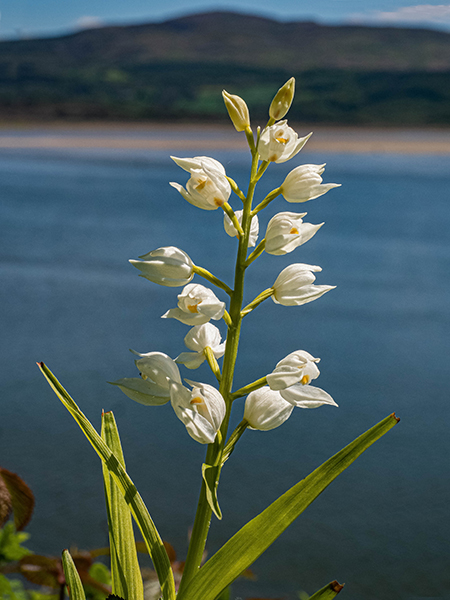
280 384 338 408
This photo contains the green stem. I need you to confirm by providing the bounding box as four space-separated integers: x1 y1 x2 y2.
204 347 221 382
255 160 270 181
192 266 233 296
221 420 249 465
226 176 246 202
241 288 274 317
231 376 268 400
252 187 282 216
222 202 244 237
178 138 260 596
245 239 265 266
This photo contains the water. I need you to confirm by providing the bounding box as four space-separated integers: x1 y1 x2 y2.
0 134 449 599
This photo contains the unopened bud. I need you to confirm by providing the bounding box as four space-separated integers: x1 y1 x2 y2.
269 77 295 120
222 90 250 132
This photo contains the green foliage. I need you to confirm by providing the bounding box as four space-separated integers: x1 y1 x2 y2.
85 563 111 600
101 412 144 600
178 414 399 600
0 12 449 124
0 522 32 563
0 573 57 600
38 362 176 600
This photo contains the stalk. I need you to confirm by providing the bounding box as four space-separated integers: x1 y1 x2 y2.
178 140 260 594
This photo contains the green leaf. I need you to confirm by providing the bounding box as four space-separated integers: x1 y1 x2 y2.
38 362 176 600
309 580 344 598
101 411 144 600
62 550 86 600
201 464 222 520
178 414 399 600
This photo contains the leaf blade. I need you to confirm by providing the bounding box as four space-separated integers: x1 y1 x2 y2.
179 414 399 600
101 411 144 600
38 362 176 600
62 550 86 600
309 580 344 599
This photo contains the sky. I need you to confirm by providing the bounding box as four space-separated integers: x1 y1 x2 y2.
1 0 450 39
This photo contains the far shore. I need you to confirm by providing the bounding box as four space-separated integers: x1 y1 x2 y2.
0 122 449 154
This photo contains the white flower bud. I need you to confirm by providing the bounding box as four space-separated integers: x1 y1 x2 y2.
272 263 335 306
223 210 259 247
244 387 294 431
130 246 194 287
170 159 231 211
162 283 225 325
265 211 323 255
281 164 341 203
269 77 295 120
176 323 225 369
169 380 226 444
258 121 311 163
222 90 250 132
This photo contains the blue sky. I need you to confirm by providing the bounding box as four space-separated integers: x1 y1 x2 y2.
2 0 450 39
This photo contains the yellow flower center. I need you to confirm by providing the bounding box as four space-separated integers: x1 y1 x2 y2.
195 178 207 191
275 136 288 144
190 396 203 405
300 374 310 385
187 300 202 313
290 227 299 234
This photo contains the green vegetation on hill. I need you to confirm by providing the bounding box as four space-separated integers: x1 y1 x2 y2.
0 11 449 125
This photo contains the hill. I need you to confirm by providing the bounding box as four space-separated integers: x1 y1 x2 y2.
0 11 449 124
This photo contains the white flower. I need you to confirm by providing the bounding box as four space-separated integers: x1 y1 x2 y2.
224 210 259 247
176 323 225 369
111 351 181 406
244 387 294 431
269 77 295 121
266 350 338 410
272 263 335 306
222 90 250 132
266 350 321 390
281 164 341 203
162 283 226 326
169 157 231 210
265 212 323 255
258 121 312 163
130 246 194 287
169 380 226 444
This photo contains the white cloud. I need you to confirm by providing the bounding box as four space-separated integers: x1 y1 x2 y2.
74 16 104 30
351 4 450 25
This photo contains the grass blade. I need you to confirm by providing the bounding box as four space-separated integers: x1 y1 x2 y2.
309 580 344 598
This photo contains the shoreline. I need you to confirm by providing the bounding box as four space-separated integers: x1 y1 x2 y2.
0 123 449 154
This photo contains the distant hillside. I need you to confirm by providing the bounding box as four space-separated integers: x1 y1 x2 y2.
0 11 449 125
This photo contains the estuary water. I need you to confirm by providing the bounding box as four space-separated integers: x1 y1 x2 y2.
0 128 449 599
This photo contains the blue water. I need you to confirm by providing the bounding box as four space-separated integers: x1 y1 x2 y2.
1 138 449 599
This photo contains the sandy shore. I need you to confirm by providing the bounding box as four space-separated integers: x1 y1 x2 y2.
0 123 449 154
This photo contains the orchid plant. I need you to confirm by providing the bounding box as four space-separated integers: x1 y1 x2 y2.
39 78 399 600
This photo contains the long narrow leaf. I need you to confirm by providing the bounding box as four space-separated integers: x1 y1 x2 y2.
102 411 144 600
38 362 176 600
309 580 344 599
62 550 86 600
179 413 399 600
